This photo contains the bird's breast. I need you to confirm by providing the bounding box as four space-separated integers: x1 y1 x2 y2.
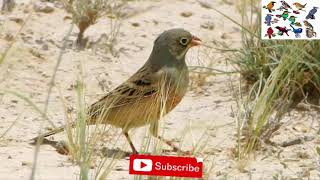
157 66 189 111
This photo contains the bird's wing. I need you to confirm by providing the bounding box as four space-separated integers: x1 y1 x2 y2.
88 65 161 116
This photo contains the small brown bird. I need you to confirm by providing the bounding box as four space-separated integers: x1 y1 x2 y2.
304 20 313 29
33 28 201 154
293 2 307 11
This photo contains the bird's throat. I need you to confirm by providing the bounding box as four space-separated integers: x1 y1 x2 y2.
175 48 189 60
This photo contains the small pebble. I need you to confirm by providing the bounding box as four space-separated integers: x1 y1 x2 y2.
201 22 215 30
131 22 140 27
11 100 18 104
221 33 231 39
180 11 193 17
21 161 32 166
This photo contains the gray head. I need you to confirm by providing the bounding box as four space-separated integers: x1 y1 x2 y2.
147 28 201 68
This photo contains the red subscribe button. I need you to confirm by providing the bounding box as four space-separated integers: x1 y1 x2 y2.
129 154 203 178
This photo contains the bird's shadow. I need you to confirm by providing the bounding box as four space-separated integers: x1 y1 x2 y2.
30 138 180 159
31 138 135 159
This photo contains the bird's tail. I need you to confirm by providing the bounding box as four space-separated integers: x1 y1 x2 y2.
303 3 307 7
31 122 76 143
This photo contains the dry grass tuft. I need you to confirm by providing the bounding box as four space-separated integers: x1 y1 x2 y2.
61 0 126 47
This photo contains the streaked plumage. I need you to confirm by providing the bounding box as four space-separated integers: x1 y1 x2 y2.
32 28 201 154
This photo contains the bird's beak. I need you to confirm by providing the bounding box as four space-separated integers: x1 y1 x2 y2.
189 36 202 47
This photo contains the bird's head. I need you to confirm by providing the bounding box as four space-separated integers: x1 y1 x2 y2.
152 28 201 61
271 1 276 4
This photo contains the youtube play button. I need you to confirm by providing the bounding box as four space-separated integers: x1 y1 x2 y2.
140 161 147 168
133 159 153 172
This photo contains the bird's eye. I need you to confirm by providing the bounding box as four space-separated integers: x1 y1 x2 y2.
179 38 189 45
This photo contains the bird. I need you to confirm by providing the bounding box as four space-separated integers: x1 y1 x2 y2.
293 3 307 11
303 20 313 29
279 0 291 10
264 1 276 13
31 28 202 154
294 22 302 27
276 10 289 20
306 27 317 38
275 26 290 36
266 27 274 39
288 16 296 24
290 24 303 38
265 14 273 26
281 10 289 20
306 7 318 19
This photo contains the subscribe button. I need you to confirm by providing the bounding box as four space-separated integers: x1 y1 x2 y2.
129 154 203 178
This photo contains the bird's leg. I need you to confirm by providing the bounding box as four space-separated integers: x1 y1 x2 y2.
123 132 138 154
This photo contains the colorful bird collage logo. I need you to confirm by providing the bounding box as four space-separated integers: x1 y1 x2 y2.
262 0 320 39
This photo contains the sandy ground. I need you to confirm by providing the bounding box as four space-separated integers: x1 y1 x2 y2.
0 0 320 179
